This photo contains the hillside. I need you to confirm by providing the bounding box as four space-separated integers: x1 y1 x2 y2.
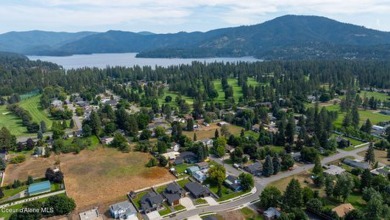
1 15 390 60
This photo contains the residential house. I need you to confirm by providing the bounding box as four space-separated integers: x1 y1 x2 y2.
244 162 262 176
291 152 302 162
140 191 165 213
171 143 180 152
336 137 351 148
332 203 354 218
110 201 137 219
380 110 390 116
196 162 209 170
251 124 261 132
51 100 63 108
162 182 185 206
324 165 345 176
343 158 370 170
371 166 390 176
199 138 213 148
74 130 83 137
224 175 241 192
193 169 208 183
187 166 200 175
217 121 229 126
101 136 114 145
79 207 103 220
162 151 180 160
263 207 281 220
255 102 272 108
176 151 198 164
34 147 46 157
184 182 211 198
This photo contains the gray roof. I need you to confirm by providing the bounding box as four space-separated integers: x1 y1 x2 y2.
244 162 262 174
162 183 184 205
110 201 136 218
185 182 210 197
140 192 164 212
343 158 370 170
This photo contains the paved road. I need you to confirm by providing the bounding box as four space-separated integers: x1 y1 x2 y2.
67 103 82 130
172 145 370 220
0 190 66 209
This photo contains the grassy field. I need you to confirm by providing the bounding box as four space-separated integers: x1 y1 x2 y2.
0 105 27 136
322 104 390 127
272 171 325 196
360 91 390 101
213 78 244 102
19 95 52 128
158 88 194 107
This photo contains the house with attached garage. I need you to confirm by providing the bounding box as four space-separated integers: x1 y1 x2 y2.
224 175 242 192
109 201 137 219
162 182 185 206
244 162 263 176
140 191 165 213
184 182 211 198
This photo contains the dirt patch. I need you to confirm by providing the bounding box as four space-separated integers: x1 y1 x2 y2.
183 123 242 140
219 210 245 220
272 171 324 196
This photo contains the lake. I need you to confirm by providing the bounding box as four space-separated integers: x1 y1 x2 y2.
28 53 260 69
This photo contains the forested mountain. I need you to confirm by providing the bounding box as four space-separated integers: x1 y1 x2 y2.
1 15 390 59
0 31 96 55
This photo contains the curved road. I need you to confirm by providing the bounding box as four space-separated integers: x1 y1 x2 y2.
171 144 370 220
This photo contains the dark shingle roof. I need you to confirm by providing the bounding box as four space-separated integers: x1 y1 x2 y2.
185 182 209 197
140 192 164 211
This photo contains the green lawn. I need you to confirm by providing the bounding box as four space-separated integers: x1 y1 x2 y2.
174 204 186 211
0 192 66 220
157 88 194 107
195 198 208 205
176 179 190 188
155 185 166 194
158 203 172 216
0 186 28 203
175 164 192 174
208 184 248 202
360 91 390 102
19 95 53 128
0 105 27 136
133 191 149 209
323 104 390 127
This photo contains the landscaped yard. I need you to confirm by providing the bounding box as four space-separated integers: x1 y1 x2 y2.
176 178 190 188
158 203 172 216
132 191 149 209
208 184 248 202
195 198 208 205
174 204 186 211
0 185 27 203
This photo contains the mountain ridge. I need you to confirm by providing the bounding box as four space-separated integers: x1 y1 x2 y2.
1 15 390 60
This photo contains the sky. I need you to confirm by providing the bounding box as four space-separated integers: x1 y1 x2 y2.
1 0 390 34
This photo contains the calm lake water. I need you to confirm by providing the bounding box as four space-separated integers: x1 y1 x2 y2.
28 53 259 69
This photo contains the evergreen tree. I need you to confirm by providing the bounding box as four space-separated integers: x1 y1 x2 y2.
282 179 303 210
260 186 282 209
193 133 197 141
69 119 75 129
364 142 375 166
263 155 274 177
325 175 334 197
272 154 281 175
360 169 372 190
312 155 323 175
40 121 47 133
285 115 296 144
360 119 372 133
351 104 360 128
214 129 219 138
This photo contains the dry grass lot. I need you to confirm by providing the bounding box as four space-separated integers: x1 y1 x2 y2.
358 149 388 165
183 122 243 140
272 171 325 196
4 148 175 211
4 156 55 185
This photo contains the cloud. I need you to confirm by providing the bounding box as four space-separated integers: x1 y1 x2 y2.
0 0 390 33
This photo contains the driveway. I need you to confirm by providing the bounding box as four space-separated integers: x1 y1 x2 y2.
180 197 196 210
203 197 218 206
146 211 161 220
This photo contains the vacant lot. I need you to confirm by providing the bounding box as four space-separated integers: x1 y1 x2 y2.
272 171 322 193
4 147 175 211
60 148 175 210
4 155 55 186
183 123 243 140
